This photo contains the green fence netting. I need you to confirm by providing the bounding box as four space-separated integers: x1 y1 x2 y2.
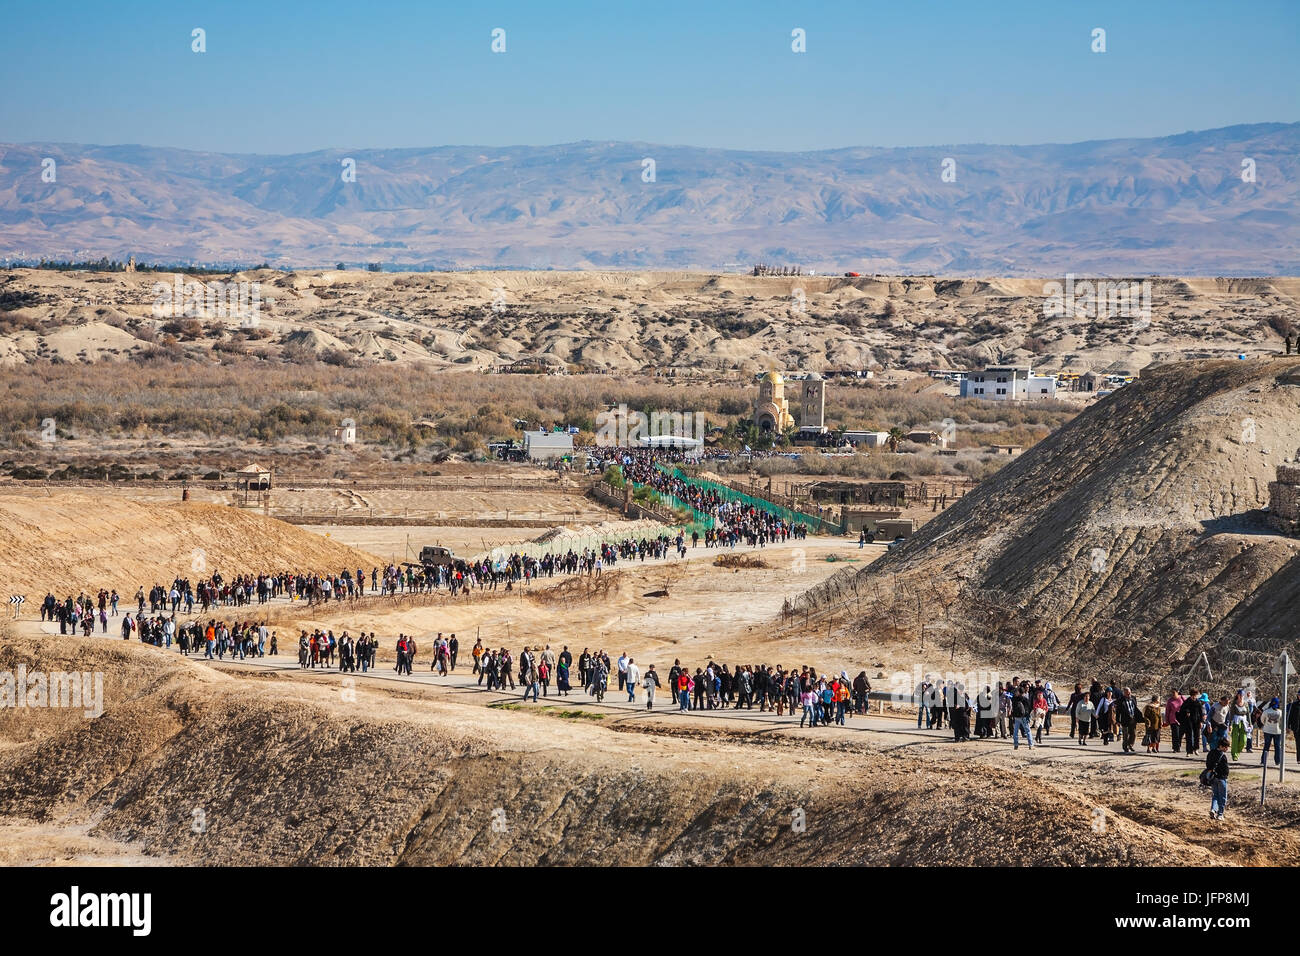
657 465 842 535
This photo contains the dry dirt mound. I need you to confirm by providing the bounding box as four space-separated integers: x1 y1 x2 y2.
714 553 770 570
797 358 1300 684
0 493 383 595
531 518 668 544
526 570 622 605
0 632 1256 866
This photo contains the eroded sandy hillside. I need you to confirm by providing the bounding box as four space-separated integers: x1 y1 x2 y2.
798 357 1300 683
3 632 1291 866
2 269 1296 373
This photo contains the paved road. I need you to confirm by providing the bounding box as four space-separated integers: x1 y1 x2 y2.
22 532 1294 785
195 652 1297 783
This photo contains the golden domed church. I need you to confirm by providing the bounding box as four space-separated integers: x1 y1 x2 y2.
753 370 795 433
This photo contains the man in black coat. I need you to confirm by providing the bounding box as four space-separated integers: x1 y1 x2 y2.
1114 687 1142 753
1180 691 1204 756
1288 691 1300 763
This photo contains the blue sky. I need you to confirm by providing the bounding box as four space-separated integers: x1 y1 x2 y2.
2 0 1297 153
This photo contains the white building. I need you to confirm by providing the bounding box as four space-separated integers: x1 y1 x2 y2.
960 365 1057 402
843 430 890 448
522 430 574 461
333 420 356 444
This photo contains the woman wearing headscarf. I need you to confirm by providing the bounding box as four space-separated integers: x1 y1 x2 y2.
1229 690 1249 760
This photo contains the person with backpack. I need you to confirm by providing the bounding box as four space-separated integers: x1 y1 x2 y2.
1205 737 1231 821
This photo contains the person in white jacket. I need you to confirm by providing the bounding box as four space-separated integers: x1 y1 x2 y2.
643 664 660 710
625 659 640 703
1075 695 1096 746
1260 697 1283 767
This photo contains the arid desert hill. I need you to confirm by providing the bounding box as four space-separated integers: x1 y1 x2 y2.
0 494 382 596
2 268 1297 374
0 632 1239 866
798 357 1300 683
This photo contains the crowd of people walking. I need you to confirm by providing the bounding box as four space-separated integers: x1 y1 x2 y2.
593 450 809 548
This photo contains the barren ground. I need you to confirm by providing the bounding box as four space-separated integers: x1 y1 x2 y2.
5 527 1299 866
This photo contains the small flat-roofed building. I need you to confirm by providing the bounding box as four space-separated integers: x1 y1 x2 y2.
522 430 574 461
808 480 906 508
906 429 943 447
841 511 915 539
842 430 890 448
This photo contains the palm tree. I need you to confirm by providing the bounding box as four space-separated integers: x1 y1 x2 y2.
886 426 906 454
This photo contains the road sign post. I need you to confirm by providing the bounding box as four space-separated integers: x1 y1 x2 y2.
1274 650 1293 784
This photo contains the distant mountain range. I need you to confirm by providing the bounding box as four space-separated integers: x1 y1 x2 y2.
1 123 1297 274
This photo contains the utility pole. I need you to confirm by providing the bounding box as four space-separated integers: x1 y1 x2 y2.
1263 650 1293 805
1276 650 1293 784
